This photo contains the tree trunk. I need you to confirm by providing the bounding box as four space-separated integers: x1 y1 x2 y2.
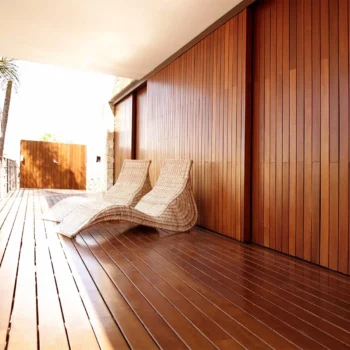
0 80 13 159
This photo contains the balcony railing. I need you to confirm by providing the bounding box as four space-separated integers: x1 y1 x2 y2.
0 158 19 198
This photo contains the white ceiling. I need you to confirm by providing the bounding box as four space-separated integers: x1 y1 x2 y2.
1 0 243 79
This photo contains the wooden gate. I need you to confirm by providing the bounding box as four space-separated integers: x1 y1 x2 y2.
20 140 86 189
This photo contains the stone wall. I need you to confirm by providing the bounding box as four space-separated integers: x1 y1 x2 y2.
106 131 114 190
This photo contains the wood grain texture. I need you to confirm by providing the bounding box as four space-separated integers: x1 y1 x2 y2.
338 0 349 275
130 9 252 242
135 85 148 160
113 0 350 275
252 0 350 275
3 189 350 349
114 94 134 181
20 140 86 190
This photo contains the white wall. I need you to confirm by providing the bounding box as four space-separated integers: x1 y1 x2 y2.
1 60 116 191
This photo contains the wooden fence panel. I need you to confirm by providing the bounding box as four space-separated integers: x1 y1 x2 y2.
20 140 86 190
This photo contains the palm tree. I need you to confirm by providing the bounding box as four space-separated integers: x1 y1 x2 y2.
0 57 19 159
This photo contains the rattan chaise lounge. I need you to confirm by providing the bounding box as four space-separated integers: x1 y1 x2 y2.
57 159 198 238
43 159 152 222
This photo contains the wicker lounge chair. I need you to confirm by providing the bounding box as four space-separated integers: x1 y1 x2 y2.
57 159 198 238
43 159 152 222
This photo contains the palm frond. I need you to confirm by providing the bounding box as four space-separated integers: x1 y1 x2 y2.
0 57 20 92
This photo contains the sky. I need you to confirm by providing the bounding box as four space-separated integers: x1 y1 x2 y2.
0 60 116 159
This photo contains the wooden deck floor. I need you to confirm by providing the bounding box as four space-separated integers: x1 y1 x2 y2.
0 189 350 350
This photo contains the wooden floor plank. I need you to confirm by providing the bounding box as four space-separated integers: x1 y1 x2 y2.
109 224 298 350
172 237 350 348
192 231 349 302
0 189 17 229
2 190 350 350
229 239 350 300
43 192 128 350
97 224 273 350
81 229 216 350
166 242 348 349
186 233 350 331
72 234 161 350
0 189 22 265
194 231 350 300
0 190 27 349
33 191 70 350
231 230 350 290
193 230 350 311
39 193 100 350
46 191 157 349
90 225 244 349
59 236 130 350
132 230 327 350
249 243 350 290
7 191 37 350
0 189 15 213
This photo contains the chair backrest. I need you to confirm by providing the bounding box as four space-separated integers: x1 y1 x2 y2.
103 159 151 206
135 159 193 216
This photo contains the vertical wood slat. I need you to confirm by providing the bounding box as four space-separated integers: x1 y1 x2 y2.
289 0 297 257
296 0 305 259
275 0 283 252
20 140 86 190
269 0 277 250
328 0 339 271
319 0 330 268
7 192 37 350
135 86 148 160
242 8 253 243
252 0 350 275
114 95 134 181
338 0 349 275
114 0 350 275
311 0 321 265
263 0 270 248
125 9 252 242
282 0 290 254
251 3 260 245
303 0 312 262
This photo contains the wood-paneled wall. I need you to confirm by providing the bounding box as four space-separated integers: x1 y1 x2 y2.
134 9 252 241
20 140 86 190
252 0 350 274
113 0 350 275
114 94 134 181
135 85 148 160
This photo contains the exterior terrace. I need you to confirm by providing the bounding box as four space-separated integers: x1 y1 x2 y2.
0 189 349 349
